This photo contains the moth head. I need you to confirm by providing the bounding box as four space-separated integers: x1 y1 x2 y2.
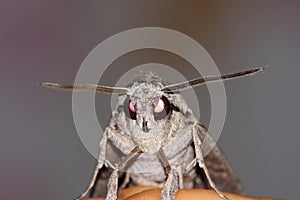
124 83 174 133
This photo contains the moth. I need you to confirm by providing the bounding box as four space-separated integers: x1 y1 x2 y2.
42 66 266 200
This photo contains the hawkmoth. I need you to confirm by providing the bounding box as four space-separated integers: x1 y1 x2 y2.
42 66 266 200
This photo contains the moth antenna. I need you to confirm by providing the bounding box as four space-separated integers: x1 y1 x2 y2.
161 66 268 93
40 82 129 94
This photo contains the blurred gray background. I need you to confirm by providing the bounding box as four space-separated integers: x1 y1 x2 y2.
1 1 299 200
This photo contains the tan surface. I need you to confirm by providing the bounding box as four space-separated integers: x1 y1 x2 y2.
84 186 278 200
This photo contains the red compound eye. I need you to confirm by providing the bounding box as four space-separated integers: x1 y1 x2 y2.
129 101 136 112
124 97 136 120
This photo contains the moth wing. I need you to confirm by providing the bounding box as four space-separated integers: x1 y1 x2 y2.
90 166 113 197
90 142 126 198
195 122 243 194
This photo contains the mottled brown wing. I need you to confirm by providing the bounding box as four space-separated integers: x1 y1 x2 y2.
195 122 243 194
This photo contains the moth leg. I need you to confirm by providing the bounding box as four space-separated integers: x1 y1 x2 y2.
158 148 179 200
186 158 197 170
120 172 130 189
177 166 184 189
107 126 136 153
76 130 108 200
106 146 142 200
192 127 230 200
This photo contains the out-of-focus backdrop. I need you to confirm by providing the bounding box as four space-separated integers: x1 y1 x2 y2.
1 1 299 200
